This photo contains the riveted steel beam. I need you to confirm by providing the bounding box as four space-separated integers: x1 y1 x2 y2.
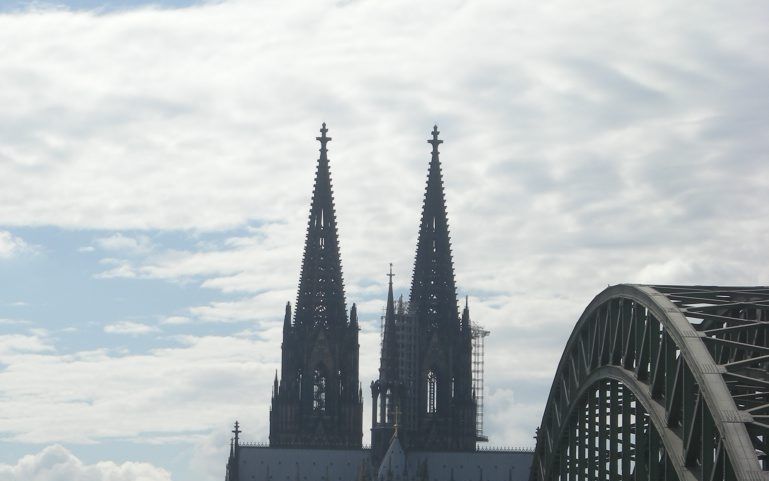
530 285 769 481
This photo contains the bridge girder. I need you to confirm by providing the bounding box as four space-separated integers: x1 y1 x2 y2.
530 284 769 481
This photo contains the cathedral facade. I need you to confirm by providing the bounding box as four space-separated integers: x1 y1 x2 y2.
225 124 532 481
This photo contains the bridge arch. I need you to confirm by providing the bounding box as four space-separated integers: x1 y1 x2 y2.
530 284 768 481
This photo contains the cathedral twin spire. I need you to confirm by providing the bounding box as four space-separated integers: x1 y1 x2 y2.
373 124 476 455
270 122 362 449
295 122 461 334
271 122 471 453
409 125 461 334
294 123 348 330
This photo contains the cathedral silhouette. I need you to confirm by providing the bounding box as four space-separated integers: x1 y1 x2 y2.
225 124 533 481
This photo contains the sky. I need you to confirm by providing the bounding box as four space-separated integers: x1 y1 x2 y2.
0 0 768 480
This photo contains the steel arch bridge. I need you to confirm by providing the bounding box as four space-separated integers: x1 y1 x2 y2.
530 285 769 481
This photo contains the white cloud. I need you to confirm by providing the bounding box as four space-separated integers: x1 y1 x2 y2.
95 259 138 279
0 231 34 259
0 0 767 479
104 321 160 335
483 388 544 449
160 315 191 325
0 332 277 446
0 334 54 355
94 233 154 255
0 444 171 481
187 291 292 324
188 430 232 481
0 0 763 237
0 318 30 326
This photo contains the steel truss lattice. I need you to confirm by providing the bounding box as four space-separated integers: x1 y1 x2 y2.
530 285 769 481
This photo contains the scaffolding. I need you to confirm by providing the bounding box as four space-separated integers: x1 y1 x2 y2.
397 300 417 430
379 307 386 344
380 291 489 439
471 323 490 442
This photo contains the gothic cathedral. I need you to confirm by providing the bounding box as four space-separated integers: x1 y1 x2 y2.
226 124 535 481
269 123 476 458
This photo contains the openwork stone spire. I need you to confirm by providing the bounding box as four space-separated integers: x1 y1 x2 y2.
408 125 460 332
270 124 362 450
294 122 347 329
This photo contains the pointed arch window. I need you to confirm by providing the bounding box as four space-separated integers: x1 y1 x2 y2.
385 388 393 423
297 369 303 400
427 369 437 414
313 366 327 413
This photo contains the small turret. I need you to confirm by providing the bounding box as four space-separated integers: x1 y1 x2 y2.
225 421 242 481
461 296 471 334
283 302 292 333
350 303 359 329
273 370 279 398
385 263 395 324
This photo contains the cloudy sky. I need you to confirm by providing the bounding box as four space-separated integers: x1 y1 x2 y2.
0 0 767 479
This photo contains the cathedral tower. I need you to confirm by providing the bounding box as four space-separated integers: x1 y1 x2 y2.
269 123 363 448
371 126 476 460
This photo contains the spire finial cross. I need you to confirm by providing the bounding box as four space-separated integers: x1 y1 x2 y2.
427 124 443 151
316 122 332 147
387 263 395 285
232 420 241 445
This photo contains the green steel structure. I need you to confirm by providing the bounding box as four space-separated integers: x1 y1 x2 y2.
530 285 769 481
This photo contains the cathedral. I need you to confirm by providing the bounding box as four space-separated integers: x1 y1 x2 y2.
225 124 533 481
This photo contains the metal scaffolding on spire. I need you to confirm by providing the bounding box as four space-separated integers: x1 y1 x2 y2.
472 322 490 442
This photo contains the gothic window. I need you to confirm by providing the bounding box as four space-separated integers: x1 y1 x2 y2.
297 370 303 400
385 388 393 423
313 366 327 413
427 369 437 414
338 368 344 397
451 376 456 398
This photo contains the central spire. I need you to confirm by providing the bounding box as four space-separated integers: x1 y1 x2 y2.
409 125 459 332
294 122 347 329
380 263 399 381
